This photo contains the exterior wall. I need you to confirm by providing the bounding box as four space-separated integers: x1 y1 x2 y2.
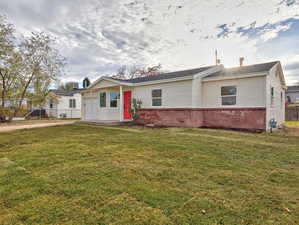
94 80 121 89
81 86 133 121
137 108 266 131
133 80 193 108
265 65 285 130
96 87 121 121
201 76 266 108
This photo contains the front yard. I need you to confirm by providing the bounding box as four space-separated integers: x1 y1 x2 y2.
0 125 298 224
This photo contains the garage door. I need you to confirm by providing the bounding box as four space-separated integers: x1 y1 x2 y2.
83 98 97 120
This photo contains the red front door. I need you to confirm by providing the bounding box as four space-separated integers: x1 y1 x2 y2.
124 91 132 120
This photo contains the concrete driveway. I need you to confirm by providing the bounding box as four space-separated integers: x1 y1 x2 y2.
0 121 76 133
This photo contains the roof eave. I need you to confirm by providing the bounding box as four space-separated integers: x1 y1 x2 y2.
202 71 268 82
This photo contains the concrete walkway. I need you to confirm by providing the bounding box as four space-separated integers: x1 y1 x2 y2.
0 121 76 133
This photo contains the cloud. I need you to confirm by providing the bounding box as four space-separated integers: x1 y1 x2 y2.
1 0 299 84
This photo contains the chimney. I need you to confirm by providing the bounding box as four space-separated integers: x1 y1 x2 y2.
239 57 244 67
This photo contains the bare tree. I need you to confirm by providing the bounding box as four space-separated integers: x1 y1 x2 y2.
112 64 162 80
13 33 65 117
0 16 65 121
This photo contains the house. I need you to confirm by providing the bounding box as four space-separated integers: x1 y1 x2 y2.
81 61 286 131
0 99 29 108
45 89 84 118
286 85 299 104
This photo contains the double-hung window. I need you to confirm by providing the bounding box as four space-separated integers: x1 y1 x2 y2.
69 99 76 108
221 86 237 106
110 91 119 108
99 92 106 107
152 89 162 106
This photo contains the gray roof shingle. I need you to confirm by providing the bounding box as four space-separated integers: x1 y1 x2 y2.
111 66 215 84
110 61 279 84
51 89 85 96
287 86 299 92
206 61 279 78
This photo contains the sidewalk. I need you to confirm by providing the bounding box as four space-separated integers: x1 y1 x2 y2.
0 121 76 133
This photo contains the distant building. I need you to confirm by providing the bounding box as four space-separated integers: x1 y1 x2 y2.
286 86 299 104
45 89 84 118
65 82 79 89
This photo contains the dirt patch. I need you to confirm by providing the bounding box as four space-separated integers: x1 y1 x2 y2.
0 121 76 133
285 127 299 136
0 157 14 168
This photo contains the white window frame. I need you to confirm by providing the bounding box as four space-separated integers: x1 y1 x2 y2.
109 91 120 108
271 87 274 105
69 99 76 108
221 85 237 106
99 91 106 108
151 89 162 107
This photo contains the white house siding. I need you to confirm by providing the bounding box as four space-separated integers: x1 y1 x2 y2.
94 80 121 89
201 76 267 108
191 78 202 107
266 65 285 130
133 80 193 108
46 93 82 118
82 86 133 121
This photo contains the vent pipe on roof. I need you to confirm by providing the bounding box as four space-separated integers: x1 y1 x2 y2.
215 49 221 65
239 57 245 67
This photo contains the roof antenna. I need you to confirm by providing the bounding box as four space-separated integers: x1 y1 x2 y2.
215 50 221 65
239 57 244 67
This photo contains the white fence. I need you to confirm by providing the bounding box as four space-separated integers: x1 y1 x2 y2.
45 108 81 119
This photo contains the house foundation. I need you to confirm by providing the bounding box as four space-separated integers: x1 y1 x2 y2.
137 108 266 131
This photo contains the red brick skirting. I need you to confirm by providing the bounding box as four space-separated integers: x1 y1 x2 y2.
137 107 266 131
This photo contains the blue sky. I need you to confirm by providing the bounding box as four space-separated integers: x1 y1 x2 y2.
1 0 299 84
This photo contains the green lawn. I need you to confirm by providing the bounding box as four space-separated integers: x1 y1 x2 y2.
0 125 298 225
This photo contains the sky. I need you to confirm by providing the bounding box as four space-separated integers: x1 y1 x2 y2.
1 0 299 85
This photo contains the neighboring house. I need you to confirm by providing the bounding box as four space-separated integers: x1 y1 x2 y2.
81 61 286 131
286 85 299 104
0 99 29 108
45 89 84 118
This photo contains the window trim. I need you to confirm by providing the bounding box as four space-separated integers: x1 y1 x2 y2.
221 85 237 106
151 89 162 107
109 91 120 108
99 91 107 108
69 99 76 109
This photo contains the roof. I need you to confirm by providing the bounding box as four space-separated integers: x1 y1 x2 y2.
88 61 281 89
206 61 279 78
287 86 299 92
50 89 85 96
110 66 215 84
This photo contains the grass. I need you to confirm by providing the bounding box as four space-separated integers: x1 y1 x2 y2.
0 124 298 225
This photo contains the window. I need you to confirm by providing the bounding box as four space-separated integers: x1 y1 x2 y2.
49 100 53 109
99 92 106 107
152 89 162 106
271 87 274 105
281 92 283 103
69 99 76 108
271 87 274 98
221 86 236 105
110 91 119 108
287 96 291 103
